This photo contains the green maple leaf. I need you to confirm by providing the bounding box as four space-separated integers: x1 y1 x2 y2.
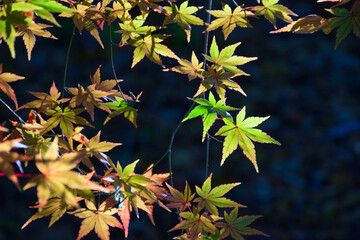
206 4 254 40
103 96 139 127
216 208 268 240
116 14 158 46
41 106 94 147
166 51 204 81
183 92 238 141
169 209 222 238
70 198 123 240
164 1 204 42
251 0 297 28
128 33 179 67
204 37 257 76
215 107 281 172
22 198 68 229
193 174 243 216
324 5 360 48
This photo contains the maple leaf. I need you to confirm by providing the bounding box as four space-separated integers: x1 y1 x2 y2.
169 209 222 238
60 4 104 48
164 1 204 42
163 181 194 212
20 23 57 61
204 37 257 76
183 92 239 141
90 65 123 99
128 33 179 67
76 131 122 168
41 106 94 147
70 198 123 240
215 107 281 172
194 66 245 104
322 4 360 48
251 0 298 28
107 0 133 24
18 82 68 111
67 83 111 121
0 64 25 108
270 15 328 34
216 208 268 240
116 14 159 46
22 198 68 229
193 174 243 216
142 164 169 196
0 139 32 190
206 4 254 40
23 138 109 209
103 96 139 127
318 0 352 7
165 51 204 81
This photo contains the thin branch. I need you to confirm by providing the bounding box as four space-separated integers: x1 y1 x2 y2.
168 102 196 186
0 97 25 124
0 173 35 177
231 0 239 7
109 23 126 100
61 25 76 109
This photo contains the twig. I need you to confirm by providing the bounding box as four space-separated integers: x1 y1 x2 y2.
0 97 25 124
61 25 76 109
109 24 126 100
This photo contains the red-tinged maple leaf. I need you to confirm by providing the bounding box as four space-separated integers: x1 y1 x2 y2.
143 164 170 196
67 83 112 121
118 199 131 238
216 208 268 240
71 198 123 240
18 82 68 111
59 4 105 48
271 15 328 34
193 174 244 216
0 138 32 190
22 197 69 229
0 64 25 108
23 138 109 209
19 23 57 61
163 181 194 212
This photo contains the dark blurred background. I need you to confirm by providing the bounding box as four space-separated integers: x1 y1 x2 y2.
1 0 360 239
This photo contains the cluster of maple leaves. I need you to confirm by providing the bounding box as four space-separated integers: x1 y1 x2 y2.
1 0 359 239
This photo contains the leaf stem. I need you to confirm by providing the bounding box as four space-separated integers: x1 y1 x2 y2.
109 23 126 100
0 173 35 177
61 25 76 109
0 97 25 124
205 133 210 178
